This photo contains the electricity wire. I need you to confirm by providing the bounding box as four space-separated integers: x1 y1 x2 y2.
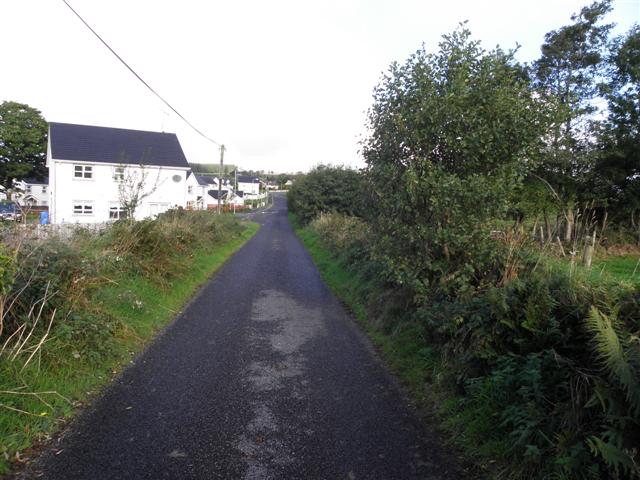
61 0 222 147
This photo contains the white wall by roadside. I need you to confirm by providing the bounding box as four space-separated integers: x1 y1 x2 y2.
48 154 188 224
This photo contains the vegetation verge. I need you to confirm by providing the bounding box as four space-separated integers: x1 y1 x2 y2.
0 213 258 474
292 211 639 479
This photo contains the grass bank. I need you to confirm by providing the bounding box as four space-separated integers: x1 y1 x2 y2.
292 215 450 433
0 213 258 474
295 225 438 404
292 212 640 479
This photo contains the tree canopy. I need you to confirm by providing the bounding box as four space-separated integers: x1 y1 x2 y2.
362 26 550 295
0 101 48 188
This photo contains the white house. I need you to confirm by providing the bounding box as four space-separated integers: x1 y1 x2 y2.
203 177 234 209
13 177 49 206
185 172 238 210
185 171 205 210
47 122 190 224
236 175 261 199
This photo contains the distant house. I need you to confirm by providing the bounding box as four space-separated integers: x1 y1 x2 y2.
237 176 261 198
47 122 190 224
207 188 228 208
14 177 49 207
185 172 210 210
204 177 233 209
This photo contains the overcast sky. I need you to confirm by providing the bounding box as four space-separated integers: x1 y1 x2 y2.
1 1 638 173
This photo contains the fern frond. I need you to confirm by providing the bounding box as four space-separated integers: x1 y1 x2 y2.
587 435 639 478
586 307 640 417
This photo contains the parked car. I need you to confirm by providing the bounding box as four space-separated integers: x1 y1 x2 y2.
0 202 22 221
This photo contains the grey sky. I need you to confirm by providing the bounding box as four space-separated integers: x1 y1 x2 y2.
1 0 638 173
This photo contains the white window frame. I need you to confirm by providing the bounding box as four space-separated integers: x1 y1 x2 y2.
108 202 127 220
113 167 125 181
73 165 93 180
72 200 94 216
187 185 194 194
25 185 32 193
41 185 47 193
149 202 170 217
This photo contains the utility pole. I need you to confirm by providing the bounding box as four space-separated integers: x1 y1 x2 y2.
233 167 237 215
217 144 225 214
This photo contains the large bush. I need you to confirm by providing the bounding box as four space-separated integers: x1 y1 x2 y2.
287 165 368 224
362 27 550 300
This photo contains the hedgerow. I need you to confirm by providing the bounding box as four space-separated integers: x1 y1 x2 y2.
301 212 639 478
289 22 640 479
0 211 251 473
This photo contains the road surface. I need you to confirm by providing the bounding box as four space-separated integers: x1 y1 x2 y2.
24 194 459 480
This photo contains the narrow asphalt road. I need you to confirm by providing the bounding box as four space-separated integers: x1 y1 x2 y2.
24 194 459 480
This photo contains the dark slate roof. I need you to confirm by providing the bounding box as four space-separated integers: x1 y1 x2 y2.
49 122 189 168
237 175 260 184
21 177 49 185
195 175 216 186
207 189 228 200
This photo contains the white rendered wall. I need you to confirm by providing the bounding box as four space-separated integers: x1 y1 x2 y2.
238 181 260 196
49 160 188 224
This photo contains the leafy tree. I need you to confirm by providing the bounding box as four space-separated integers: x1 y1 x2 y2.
532 1 613 240
287 165 367 224
276 173 289 189
595 25 640 233
362 26 549 299
0 101 48 189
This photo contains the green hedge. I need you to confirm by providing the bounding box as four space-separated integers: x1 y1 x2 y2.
301 212 640 479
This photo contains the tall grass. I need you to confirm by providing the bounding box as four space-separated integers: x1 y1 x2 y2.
0 211 258 474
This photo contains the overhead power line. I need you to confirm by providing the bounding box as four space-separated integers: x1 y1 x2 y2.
61 0 222 148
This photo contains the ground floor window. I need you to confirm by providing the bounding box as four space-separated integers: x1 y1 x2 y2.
109 203 128 220
149 203 170 216
72 201 93 216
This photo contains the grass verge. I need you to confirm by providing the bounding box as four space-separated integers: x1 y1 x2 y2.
292 215 470 465
0 220 259 475
293 211 640 479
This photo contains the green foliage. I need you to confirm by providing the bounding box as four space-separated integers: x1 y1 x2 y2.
297 211 640 479
0 212 257 473
595 25 640 226
290 15 640 479
362 26 549 299
587 307 640 416
287 165 368 224
189 162 237 176
0 245 15 297
0 101 48 188
585 308 640 479
532 1 613 205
